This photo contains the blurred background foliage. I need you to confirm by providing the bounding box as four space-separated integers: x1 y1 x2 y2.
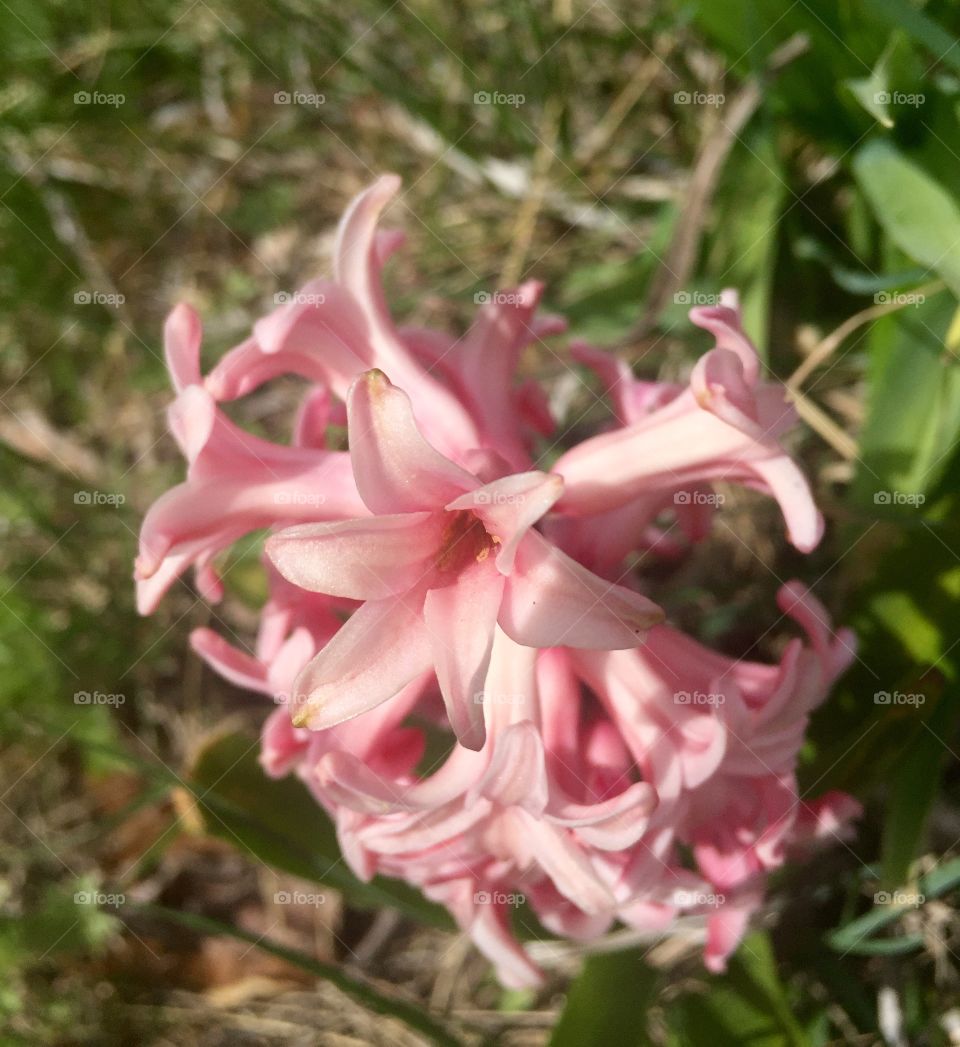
2 0 960 1043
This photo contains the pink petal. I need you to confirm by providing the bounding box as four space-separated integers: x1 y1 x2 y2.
291 590 433 729
690 347 761 434
704 906 751 973
293 385 333 449
469 721 548 815
512 812 615 914
164 303 203 392
447 472 564 575
689 291 760 386
347 369 476 513
547 781 658 850
189 627 268 694
167 385 216 466
749 456 824 552
423 562 504 750
266 512 443 600
499 531 663 648
260 707 311 778
469 901 544 989
334 177 479 457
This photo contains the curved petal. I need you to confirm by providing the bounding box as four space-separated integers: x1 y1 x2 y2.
749 455 824 553
469 720 548 815
168 385 215 466
189 627 268 694
164 303 203 392
291 590 432 729
704 905 752 973
333 177 479 457
498 531 663 648
266 512 443 600
511 812 615 914
447 472 564 575
469 899 544 989
547 781 658 850
347 369 476 513
423 562 504 750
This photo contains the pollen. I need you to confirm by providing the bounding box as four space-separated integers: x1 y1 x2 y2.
436 510 498 573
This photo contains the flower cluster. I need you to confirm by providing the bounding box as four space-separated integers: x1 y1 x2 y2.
137 175 859 986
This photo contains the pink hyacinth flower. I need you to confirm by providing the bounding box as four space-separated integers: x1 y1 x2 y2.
266 369 663 749
552 291 824 554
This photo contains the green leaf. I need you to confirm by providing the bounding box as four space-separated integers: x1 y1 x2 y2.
828 856 960 956
666 933 808 1047
844 31 921 129
845 47 896 127
853 140 960 298
852 291 960 501
131 904 465 1047
881 683 960 887
550 947 659 1047
192 732 452 928
707 128 786 353
864 0 960 77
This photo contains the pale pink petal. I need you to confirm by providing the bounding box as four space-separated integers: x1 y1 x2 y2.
498 531 663 648
469 721 548 815
704 905 752 973
509 812 615 914
164 303 203 392
260 707 311 778
749 456 824 553
469 901 544 989
347 369 476 513
333 177 479 457
265 628 316 697
777 581 857 676
293 386 333 449
689 291 760 384
423 562 504 750
266 512 443 600
189 627 269 694
167 385 216 466
447 472 564 575
452 280 547 468
291 590 432 729
690 347 761 434
548 781 658 850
